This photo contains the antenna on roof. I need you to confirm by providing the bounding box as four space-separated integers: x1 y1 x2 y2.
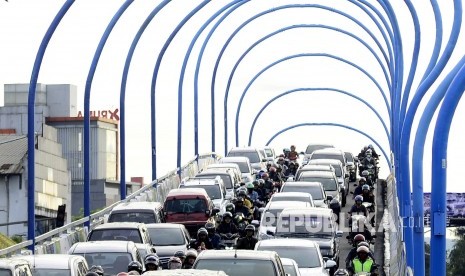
234 249 237 258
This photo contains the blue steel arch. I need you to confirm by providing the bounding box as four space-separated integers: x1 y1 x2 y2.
431 59 465 276
206 3 395 155
265 123 391 169
119 0 171 200
247 88 390 147
27 0 75 251
234 53 391 147
150 0 210 178
84 0 134 223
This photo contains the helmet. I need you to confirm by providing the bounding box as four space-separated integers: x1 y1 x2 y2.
238 190 247 197
205 222 215 232
168 257 183 269
283 148 290 153
186 249 198 258
245 224 255 232
368 144 373 149
197 227 208 237
225 203 235 213
262 173 269 178
362 184 370 191
258 179 265 184
89 266 104 276
252 180 259 185
355 195 363 202
174 250 186 259
278 157 284 162
223 211 233 219
362 170 369 176
269 167 276 172
334 269 350 276
85 273 100 276
127 261 143 274
357 245 370 254
358 241 370 248
359 177 366 183
353 234 366 243
144 254 160 267
246 182 254 189
235 197 244 203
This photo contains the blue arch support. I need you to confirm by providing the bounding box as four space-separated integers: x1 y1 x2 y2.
84 0 134 225
235 53 391 147
431 59 465 276
120 0 171 198
248 88 390 147
265 122 391 169
151 0 210 177
207 3 394 155
27 0 75 250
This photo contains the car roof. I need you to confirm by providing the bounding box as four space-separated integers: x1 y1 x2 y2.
301 164 333 170
312 148 344 154
166 188 209 197
299 171 336 178
220 156 250 163
92 222 144 230
197 249 278 260
111 201 162 212
266 201 309 210
70 241 136 253
283 181 323 187
0 259 30 269
279 207 333 217
145 223 185 229
197 170 232 176
307 159 343 166
228 147 259 152
256 238 319 248
272 192 312 198
207 163 240 169
12 254 85 269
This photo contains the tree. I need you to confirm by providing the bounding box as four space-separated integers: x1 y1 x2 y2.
447 227 465 275
425 242 430 276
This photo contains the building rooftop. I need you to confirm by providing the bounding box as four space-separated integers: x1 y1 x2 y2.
0 135 27 174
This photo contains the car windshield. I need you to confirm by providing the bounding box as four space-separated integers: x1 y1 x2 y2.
108 212 156 224
228 151 260 163
276 216 333 237
298 177 338 191
88 229 142 243
283 264 298 276
330 166 342 177
272 196 310 204
265 148 274 157
257 247 321 268
77 253 132 276
197 174 233 189
147 228 185 246
0 270 12 276
164 198 207 213
311 153 344 164
180 185 221 200
345 152 354 162
194 259 276 276
33 269 70 276
305 145 334 154
261 209 285 227
222 160 250 173
281 185 324 200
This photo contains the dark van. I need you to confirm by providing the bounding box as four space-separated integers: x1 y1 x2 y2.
163 188 219 236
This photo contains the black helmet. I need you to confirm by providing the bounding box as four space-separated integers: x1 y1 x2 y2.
127 261 143 274
144 253 160 267
174 250 186 259
205 222 215 232
223 212 233 219
89 265 104 276
334 269 350 276
238 190 247 197
225 203 235 213
235 197 244 203
197 227 208 237
245 224 255 232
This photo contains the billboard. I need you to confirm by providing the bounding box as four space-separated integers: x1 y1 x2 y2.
424 193 465 227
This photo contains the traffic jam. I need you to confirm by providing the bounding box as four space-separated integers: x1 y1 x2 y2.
0 144 381 276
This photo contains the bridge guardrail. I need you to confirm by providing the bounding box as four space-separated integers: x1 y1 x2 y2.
0 153 220 257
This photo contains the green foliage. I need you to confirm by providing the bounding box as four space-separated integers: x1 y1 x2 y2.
72 207 105 222
0 233 16 250
10 235 23 244
425 242 430 276
447 227 465 276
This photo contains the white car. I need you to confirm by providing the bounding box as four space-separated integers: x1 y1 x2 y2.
258 201 312 240
180 177 228 214
280 258 302 276
0 259 33 276
255 239 336 276
269 192 315 207
219 156 255 182
12 254 88 276
227 147 267 171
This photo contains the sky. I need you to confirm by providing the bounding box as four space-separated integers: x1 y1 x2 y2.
0 0 464 192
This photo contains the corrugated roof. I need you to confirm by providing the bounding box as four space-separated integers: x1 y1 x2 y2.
0 135 27 174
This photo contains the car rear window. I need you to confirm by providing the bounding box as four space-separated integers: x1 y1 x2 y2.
298 177 338 191
88 229 142 243
256 247 321 268
194 259 276 276
227 151 260 163
310 153 344 164
164 198 207 213
305 145 333 154
77 253 132 276
0 270 12 276
33 269 70 276
108 212 156 224
272 196 309 204
197 174 233 189
345 152 354 162
147 228 185 246
281 185 324 200
180 185 221 200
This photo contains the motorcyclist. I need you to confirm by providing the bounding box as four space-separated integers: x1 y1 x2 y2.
205 222 222 249
358 146 368 161
261 173 274 198
361 170 374 186
127 261 143 275
367 144 379 159
286 162 298 177
88 266 104 276
348 246 378 275
173 251 186 265
288 145 299 161
345 235 374 267
353 178 366 198
349 195 368 218
361 151 377 170
216 212 238 235
167 257 183 270
190 227 213 251
182 249 198 269
236 225 258 250
237 189 253 210
283 148 291 159
143 254 161 272
225 202 235 214
362 185 375 206
246 182 259 202
234 197 253 221
254 180 266 201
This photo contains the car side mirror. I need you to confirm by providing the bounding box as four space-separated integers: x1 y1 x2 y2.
326 195 333 201
234 183 240 189
350 191 354 194
345 174 349 178
353 183 358 187
262 158 267 162
266 230 275 236
325 260 337 269
300 151 305 155
336 230 343 238
205 210 211 216
151 246 157 253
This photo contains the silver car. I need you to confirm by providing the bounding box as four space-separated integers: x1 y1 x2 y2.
0 259 33 276
12 254 88 276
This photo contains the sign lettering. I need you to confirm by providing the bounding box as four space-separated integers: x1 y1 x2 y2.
77 108 120 121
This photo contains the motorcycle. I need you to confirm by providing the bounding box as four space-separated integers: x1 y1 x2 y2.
234 212 249 236
219 233 239 250
362 202 375 213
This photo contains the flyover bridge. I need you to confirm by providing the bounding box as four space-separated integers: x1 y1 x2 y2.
1 1 465 276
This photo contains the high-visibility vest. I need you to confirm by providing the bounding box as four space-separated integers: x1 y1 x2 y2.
352 257 374 273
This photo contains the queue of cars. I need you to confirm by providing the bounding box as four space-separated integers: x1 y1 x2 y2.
0 144 363 276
